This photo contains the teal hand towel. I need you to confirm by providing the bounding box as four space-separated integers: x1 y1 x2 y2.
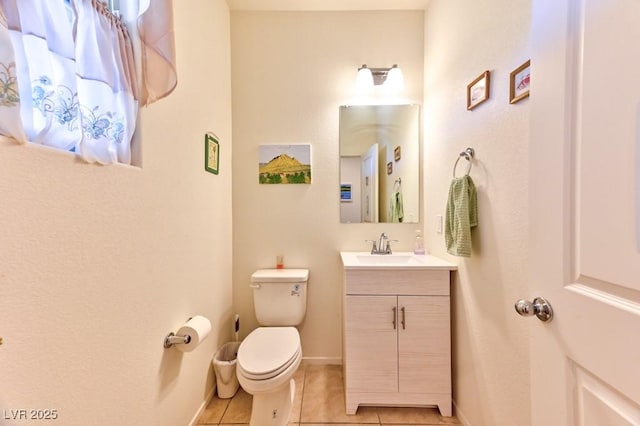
445 175 477 257
391 192 404 223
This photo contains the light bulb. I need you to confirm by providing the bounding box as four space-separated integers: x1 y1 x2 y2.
385 65 404 91
356 65 374 91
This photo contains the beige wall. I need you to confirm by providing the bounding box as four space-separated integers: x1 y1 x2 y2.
423 1 531 425
1 2 534 424
0 1 232 425
230 11 424 362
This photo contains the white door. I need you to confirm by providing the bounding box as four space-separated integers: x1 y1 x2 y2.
529 0 640 424
361 143 379 223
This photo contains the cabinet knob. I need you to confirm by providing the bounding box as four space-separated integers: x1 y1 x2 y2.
400 307 406 330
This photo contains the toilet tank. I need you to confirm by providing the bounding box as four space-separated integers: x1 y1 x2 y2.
251 269 309 326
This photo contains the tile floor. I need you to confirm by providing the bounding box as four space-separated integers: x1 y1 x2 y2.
197 364 461 425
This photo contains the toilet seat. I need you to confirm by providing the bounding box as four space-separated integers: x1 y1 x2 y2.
237 327 300 381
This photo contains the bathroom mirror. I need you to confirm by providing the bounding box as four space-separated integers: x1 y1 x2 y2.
339 104 420 223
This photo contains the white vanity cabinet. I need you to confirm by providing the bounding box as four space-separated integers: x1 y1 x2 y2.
340 255 455 417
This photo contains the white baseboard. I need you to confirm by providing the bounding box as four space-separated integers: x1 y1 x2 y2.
188 385 216 426
301 356 343 365
453 399 471 426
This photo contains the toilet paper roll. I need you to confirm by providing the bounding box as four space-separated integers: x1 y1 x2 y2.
176 315 211 352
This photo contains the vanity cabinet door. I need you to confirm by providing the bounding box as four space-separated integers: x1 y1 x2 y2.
344 295 398 392
398 295 451 394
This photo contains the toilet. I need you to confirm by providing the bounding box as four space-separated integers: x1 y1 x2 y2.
236 268 309 426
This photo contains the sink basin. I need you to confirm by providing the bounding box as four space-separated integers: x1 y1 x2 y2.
340 251 457 270
356 254 418 264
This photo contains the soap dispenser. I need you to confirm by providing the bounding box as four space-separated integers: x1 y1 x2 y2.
413 229 426 255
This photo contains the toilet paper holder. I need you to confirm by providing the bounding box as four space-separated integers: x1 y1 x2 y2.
163 332 192 348
164 316 193 349
163 315 211 351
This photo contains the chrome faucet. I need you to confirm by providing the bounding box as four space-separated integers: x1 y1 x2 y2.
365 233 395 254
378 233 389 253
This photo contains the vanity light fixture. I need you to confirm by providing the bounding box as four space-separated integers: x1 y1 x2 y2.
356 64 404 89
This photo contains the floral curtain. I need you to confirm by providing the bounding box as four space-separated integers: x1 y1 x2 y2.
0 0 138 164
73 0 137 163
0 0 177 164
0 5 25 142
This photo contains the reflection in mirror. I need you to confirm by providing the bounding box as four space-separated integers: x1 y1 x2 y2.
339 104 420 223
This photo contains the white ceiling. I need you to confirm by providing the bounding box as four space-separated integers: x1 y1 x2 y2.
226 0 430 11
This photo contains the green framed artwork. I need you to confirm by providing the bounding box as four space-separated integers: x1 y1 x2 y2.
205 132 219 175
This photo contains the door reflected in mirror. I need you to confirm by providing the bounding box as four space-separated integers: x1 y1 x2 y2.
339 104 420 223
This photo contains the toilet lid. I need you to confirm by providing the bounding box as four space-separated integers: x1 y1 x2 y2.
251 269 309 283
238 327 300 380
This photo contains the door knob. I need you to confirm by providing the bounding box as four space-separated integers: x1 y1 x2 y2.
514 297 553 322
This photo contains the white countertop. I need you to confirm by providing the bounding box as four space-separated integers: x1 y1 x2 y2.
340 251 457 270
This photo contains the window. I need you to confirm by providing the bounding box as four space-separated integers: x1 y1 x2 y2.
0 0 176 165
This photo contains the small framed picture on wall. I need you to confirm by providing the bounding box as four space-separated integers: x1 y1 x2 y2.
340 183 352 202
467 70 491 110
205 132 219 175
510 60 531 104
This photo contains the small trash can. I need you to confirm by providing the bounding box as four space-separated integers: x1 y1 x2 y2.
212 341 241 399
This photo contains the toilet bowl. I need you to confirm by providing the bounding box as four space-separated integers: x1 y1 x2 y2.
237 268 309 426
237 327 302 426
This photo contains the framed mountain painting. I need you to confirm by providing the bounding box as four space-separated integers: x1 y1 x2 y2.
258 145 311 184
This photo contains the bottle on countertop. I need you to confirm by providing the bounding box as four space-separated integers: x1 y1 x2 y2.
413 229 426 255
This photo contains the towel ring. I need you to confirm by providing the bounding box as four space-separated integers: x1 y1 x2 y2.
453 147 475 178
